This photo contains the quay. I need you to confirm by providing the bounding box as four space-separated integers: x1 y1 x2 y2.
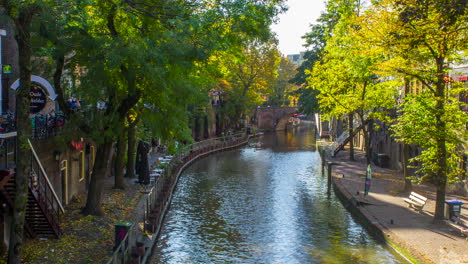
327 148 468 264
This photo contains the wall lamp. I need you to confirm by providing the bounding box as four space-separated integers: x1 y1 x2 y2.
53 150 61 161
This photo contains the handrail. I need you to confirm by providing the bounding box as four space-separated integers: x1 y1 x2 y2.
105 223 134 264
28 139 65 213
143 131 249 228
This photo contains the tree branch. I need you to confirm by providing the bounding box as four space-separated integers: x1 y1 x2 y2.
395 68 435 94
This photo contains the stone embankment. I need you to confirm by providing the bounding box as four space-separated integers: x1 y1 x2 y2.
326 148 468 264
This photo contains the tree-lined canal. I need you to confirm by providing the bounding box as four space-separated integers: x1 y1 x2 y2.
151 123 406 263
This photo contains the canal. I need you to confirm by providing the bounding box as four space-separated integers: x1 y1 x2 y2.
151 123 407 263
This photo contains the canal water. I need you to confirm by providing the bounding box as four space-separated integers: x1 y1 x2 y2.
151 123 407 264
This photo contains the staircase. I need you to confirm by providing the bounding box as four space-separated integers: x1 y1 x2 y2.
331 118 364 157
0 138 64 238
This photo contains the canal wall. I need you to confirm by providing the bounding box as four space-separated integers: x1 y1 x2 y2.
331 177 426 264
325 146 468 264
318 141 426 264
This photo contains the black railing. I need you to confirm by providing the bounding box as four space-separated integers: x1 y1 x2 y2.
29 139 65 237
105 223 137 264
143 132 249 232
31 113 65 140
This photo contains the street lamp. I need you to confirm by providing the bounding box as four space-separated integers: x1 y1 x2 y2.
0 29 6 115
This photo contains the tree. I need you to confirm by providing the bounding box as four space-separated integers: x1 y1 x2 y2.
40 0 286 215
292 0 351 116
0 1 43 262
268 57 298 107
307 0 397 165
125 110 139 179
219 39 281 128
356 0 468 221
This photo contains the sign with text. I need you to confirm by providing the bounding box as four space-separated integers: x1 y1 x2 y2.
30 83 47 113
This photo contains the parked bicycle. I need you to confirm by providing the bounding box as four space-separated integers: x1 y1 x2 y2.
0 112 16 133
31 111 65 139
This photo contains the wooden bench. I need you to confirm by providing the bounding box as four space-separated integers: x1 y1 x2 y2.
403 192 427 213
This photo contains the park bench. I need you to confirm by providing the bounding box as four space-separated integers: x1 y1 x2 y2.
403 192 427 213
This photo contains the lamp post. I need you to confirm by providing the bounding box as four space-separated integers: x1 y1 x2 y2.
0 29 6 115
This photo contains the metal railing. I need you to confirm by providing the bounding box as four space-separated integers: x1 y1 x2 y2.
106 131 250 264
105 223 136 264
28 139 65 237
143 131 249 231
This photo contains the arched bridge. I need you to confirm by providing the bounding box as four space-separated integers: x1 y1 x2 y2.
255 106 298 131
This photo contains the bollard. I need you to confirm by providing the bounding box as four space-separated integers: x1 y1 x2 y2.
319 149 326 177
327 162 337 197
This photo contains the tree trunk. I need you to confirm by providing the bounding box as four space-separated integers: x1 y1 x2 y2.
82 140 113 216
433 68 448 222
348 113 355 161
7 6 36 263
125 119 137 178
114 126 127 189
403 143 412 192
361 118 372 165
402 78 412 193
135 141 149 184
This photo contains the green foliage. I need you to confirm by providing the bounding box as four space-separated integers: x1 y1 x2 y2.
267 57 298 107
350 0 467 220
356 0 468 188
24 0 286 216
306 2 397 122
293 0 360 113
216 39 281 127
31 0 287 145
392 89 468 184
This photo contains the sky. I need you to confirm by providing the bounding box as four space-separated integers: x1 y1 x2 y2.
271 0 326 56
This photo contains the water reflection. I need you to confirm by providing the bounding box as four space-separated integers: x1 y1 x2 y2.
151 122 406 264
258 122 316 152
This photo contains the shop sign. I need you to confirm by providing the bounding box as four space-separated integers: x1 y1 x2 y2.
2 64 12 74
30 83 47 113
10 75 58 100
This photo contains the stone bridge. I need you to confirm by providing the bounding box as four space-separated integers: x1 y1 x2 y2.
254 106 298 131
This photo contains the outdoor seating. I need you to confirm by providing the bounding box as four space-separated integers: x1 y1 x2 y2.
158 157 171 163
403 192 427 213
149 172 160 185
